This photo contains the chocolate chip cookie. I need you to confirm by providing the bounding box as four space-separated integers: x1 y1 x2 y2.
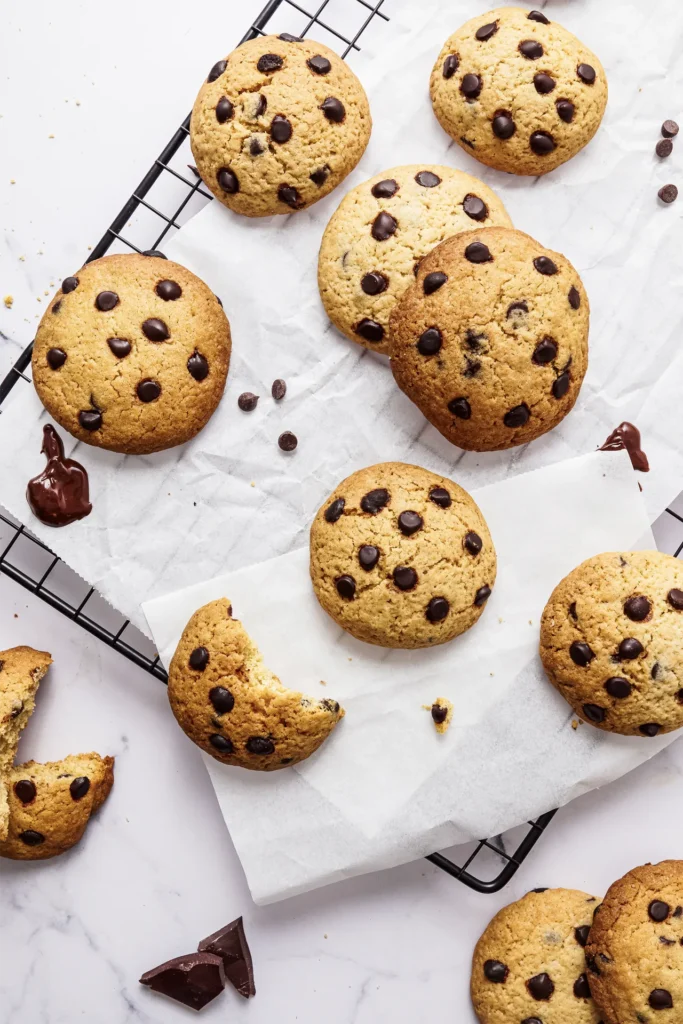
586 860 683 1023
309 462 496 649
318 164 512 354
32 253 231 455
191 35 371 217
471 888 602 1024
430 7 608 176
168 598 344 770
389 227 589 452
540 551 683 737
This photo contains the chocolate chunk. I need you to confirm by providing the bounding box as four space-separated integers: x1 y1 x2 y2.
568 286 581 309
575 925 590 947
429 487 451 508
640 723 661 737
393 566 418 591
95 290 119 312
372 211 398 241
662 120 680 138
534 256 558 277
187 350 209 382
556 99 575 123
207 686 234 715
70 776 90 800
426 597 449 621
189 646 210 671
619 638 644 660
325 498 345 523
278 33 302 42
361 272 388 295
27 424 92 527
424 271 448 294
415 171 441 187
208 59 227 82
271 115 292 143
79 409 102 432
320 97 345 123
463 194 488 220
519 40 544 60
605 677 632 699
527 973 554 1000
599 422 649 472
417 327 442 356
624 596 651 621
257 53 283 73
355 319 384 343
19 830 45 846
238 392 259 412
14 780 36 803
530 131 556 155
216 97 234 123
209 734 233 753
668 588 683 610
474 585 491 606
143 249 167 259
62 276 79 293
507 301 529 318
483 959 508 983
461 74 483 99
361 488 389 514
359 545 380 570
577 63 596 84
657 138 674 158
504 404 530 428
528 11 549 23
464 532 483 555
278 183 303 208
443 54 459 79
492 112 516 139
335 575 356 599
155 280 182 301
475 22 498 41
465 241 492 264
532 337 557 364
107 338 131 359
140 952 225 1010
217 167 239 193
371 179 399 199
271 378 286 400
431 703 448 724
142 318 169 342
448 397 472 419
398 511 423 536
47 347 67 369
652 663 662 680
278 431 297 452
583 703 606 723
649 900 670 921
649 989 673 1009
552 371 571 399
570 641 595 667
307 55 331 75
137 379 161 403
198 917 255 998
310 165 330 186
246 736 275 755
574 973 591 999
659 184 678 204
534 72 555 94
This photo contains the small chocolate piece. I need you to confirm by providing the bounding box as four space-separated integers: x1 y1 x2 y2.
47 347 67 369
443 54 459 79
474 585 491 606
238 392 259 412
605 677 632 699
371 179 399 199
62 276 79 293
503 404 530 428
190 647 210 671
461 74 483 100
640 723 661 737
254 95 268 117
527 973 554 1000
417 327 442 356
257 53 283 73
70 776 90 800
448 397 472 419
187 351 209 382
619 637 644 660
649 989 673 1009
137 379 161 403
95 290 119 312
534 72 555 94
463 194 488 221
415 170 441 187
320 97 345 123
209 734 233 753
465 241 492 264
424 271 448 295
246 736 275 755
210 687 234 714
475 22 498 42
27 424 92 527
582 703 606 724
431 703 448 725
573 973 591 999
372 211 398 241
599 422 649 472
534 256 558 276
575 925 590 947
552 371 570 399
568 286 581 309
530 131 556 156
649 900 670 922
527 10 549 23
657 138 674 158
668 588 683 610
355 319 384 343
140 952 225 1010
429 487 451 508
155 280 182 301
278 431 298 452
217 167 239 193
624 596 651 621
519 40 544 60
310 165 331 187
577 63 596 84
216 97 234 123
307 55 332 75
107 338 131 359
361 272 389 295
662 120 680 138
483 959 508 983
532 337 557 364
19 830 45 846
207 59 227 82
570 641 595 667
335 574 356 599
142 318 169 342
464 532 483 556
492 112 516 139
361 488 389 514
14 780 36 804
271 378 286 400
398 511 423 536
659 184 679 204
79 409 102 432
325 497 345 523
278 33 302 42
556 99 575 123
51 300 62 315
358 545 380 570
393 566 418 591
198 917 255 998
271 115 292 143
569 602 578 620
142 249 167 259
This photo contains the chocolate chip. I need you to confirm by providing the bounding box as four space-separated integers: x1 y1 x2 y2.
14 780 36 803
552 371 570 399
320 698 340 714
429 487 451 508
568 286 581 309
461 74 483 99
371 179 399 199
431 703 448 724
361 272 388 295
474 585 491 606
577 63 596 84
358 545 380 570
652 662 662 680
583 703 606 723
530 131 556 155
527 973 554 1001
492 111 516 139
475 22 498 41
320 97 345 123
425 597 449 624
19 830 45 846
267 379 285 403
519 40 543 60
605 677 632 699
464 532 482 556
257 53 283 73
662 120 680 138
640 723 661 737
79 409 102 431
507 301 529 318
246 736 275 756
504 404 530 428
443 54 459 79
355 319 384 343
659 184 679 204
249 138 264 156
325 498 345 523
216 96 234 123
417 327 442 355
534 72 555 94
310 165 330 187
156 280 182 302
656 139 674 158
271 115 292 143
574 974 591 999
142 318 169 342
237 392 259 412
335 574 356 599
372 211 398 241
104 337 130 360
462 194 488 221
556 99 575 123
424 271 448 295
649 900 670 921
569 602 578 620
466 242 494 265
278 431 297 452
483 960 508 983
217 167 239 193
674 906 683 917
184 350 208 382
624 596 651 621
209 734 233 753
278 184 304 209
532 337 557 364
62 276 79 293
210 687 235 714
619 637 644 660
70 776 90 800
532 255 558 276
398 511 423 536
586 955 601 976
137 379 161 403
528 11 550 23
189 647 210 671
95 290 119 312
361 488 389 514
47 347 67 369
255 94 268 117
570 641 595 667
393 566 417 591
278 32 302 42
415 171 441 187
51 300 62 314
649 989 673 1009
448 397 471 419
208 59 227 82
575 925 590 947
668 588 683 609
307 55 331 75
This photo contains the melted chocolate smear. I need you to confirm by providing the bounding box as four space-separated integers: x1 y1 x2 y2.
600 422 650 472
26 425 92 527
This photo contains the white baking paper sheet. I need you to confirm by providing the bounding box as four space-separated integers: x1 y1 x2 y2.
143 449 670 905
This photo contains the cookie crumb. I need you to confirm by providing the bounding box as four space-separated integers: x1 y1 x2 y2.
48 133 55 139
3 295 13 308
9 178 15 184
319 680 327 686
427 697 453 734
250 481 255 488
571 719 579 730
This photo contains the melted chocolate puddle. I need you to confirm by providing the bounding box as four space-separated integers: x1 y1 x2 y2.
600 421 649 472
27 425 92 526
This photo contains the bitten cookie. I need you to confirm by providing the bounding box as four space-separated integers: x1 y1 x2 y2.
318 165 512 354
0 646 52 841
190 35 371 217
586 860 683 1023
471 888 602 1024
540 551 683 737
310 462 496 649
389 227 589 452
430 7 608 176
32 253 231 455
0 753 114 860
168 599 344 770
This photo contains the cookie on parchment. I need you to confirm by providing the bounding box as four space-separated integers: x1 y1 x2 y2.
32 253 231 455
586 860 683 1023
310 462 496 649
471 888 602 1024
540 551 683 737
318 164 512 355
191 35 371 217
430 7 608 176
389 227 589 452
168 599 344 770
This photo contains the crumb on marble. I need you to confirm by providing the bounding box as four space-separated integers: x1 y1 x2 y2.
3 295 13 308
425 697 453 735
571 719 579 730
48 133 55 138
250 481 255 487
9 178 15 184
319 680 326 686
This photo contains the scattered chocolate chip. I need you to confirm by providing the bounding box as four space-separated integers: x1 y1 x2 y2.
415 170 441 187
19 830 45 846
246 736 275 755
216 96 234 123
217 167 239 193
70 776 90 800
325 498 345 523
577 63 596 84
659 184 678 204
483 959 508 983
527 973 554 1001
238 392 259 412
649 900 670 921
62 276 79 293
465 241 492 263
519 40 544 59
372 211 398 241
268 379 285 402
530 131 556 155
504 404 530 428
649 989 673 1009
624 596 651 621
657 138 674 158
335 574 356 599
605 677 632 699
398 511 423 536
640 723 661 737
476 22 498 41
271 114 292 143
424 271 448 295
210 687 235 714
431 703 448 724
570 641 595 667
464 532 482 556
462 194 488 221
208 59 227 82
278 184 304 209
393 566 417 591
662 120 680 138
474 585 491 606
583 703 606 723
534 72 555 94
361 488 389 514
95 290 119 312
359 545 380 570
140 952 226 1011
460 74 483 100
257 53 283 73
79 409 102 432
307 55 331 75
429 487 451 508
528 11 549 23
574 974 591 999
198 917 255 999
443 54 459 79
448 397 471 419
14 780 36 803
492 111 516 139
619 637 644 660
532 337 557 364
209 734 233 754
310 165 330 186
575 925 590 947
47 347 67 369
320 97 345 123
278 431 297 452
371 179 399 199
552 371 571 399
417 327 442 355
361 271 389 295
668 588 683 610
137 379 161 403
507 301 528 318
355 319 384 343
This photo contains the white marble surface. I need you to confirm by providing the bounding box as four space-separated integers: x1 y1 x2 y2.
2 1 683 1022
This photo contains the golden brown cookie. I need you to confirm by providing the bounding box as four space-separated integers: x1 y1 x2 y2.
309 462 496 649
0 646 52 841
190 35 371 217
586 860 683 1023
0 753 114 860
471 888 602 1024
430 7 608 176
318 164 512 354
32 253 231 455
168 599 344 770
540 551 683 737
389 227 589 452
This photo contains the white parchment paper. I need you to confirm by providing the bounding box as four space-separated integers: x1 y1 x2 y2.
143 450 669 905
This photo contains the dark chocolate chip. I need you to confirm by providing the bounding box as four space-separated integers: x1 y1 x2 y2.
210 687 235 714
187 350 209 382
310 165 331 186
448 397 471 419
624 596 651 621
427 597 450 622
95 290 119 312
209 734 233 753
577 63 596 84
271 115 292 143
649 989 673 1009
278 184 304 209
320 97 345 123
619 637 644 660
656 139 673 158
355 319 384 343
257 53 283 73
460 74 483 100
532 337 557 364
519 40 544 60
552 371 571 399
465 241 492 263
569 601 578 620
492 112 516 139
278 431 297 452
556 99 575 123
62 276 79 293
247 736 275 755
668 588 683 609
431 703 448 724
217 167 239 193
359 545 380 570
527 11 549 23
504 403 530 428
507 301 529 318
415 170 441 187
398 511 423 536
530 131 556 155
47 347 67 369
19 830 45 846
371 179 399 199
79 409 102 431
652 662 662 680
107 338 131 359
605 677 632 699
361 488 389 514
569 286 581 309
527 973 554 1001
393 566 417 591
247 136 263 155
534 257 559 278
659 184 679 204
255 95 268 116
463 194 488 220
574 974 591 999
320 698 340 713
361 271 388 295
137 379 161 403
216 97 234 123
534 72 555 94
640 723 661 737
474 585 491 607
583 703 606 724
335 575 356 599
189 647 210 671
372 211 398 241
207 59 227 82
325 498 345 523
483 959 508 983
155 280 182 301
570 641 595 667
475 21 498 42
429 487 451 508
238 392 259 412
143 250 167 259
70 776 90 800
424 271 448 295
662 120 680 138
142 318 169 342
52 300 62 314
465 329 486 351
464 532 483 556
575 925 590 947
307 55 332 75
443 54 459 79
649 900 670 922
417 327 442 355
14 780 36 803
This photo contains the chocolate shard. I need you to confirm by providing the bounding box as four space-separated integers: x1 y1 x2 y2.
139 952 225 1010
198 916 255 998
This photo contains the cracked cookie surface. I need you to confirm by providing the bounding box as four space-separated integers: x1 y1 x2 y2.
318 164 512 355
430 6 608 176
309 462 496 649
389 226 589 452
32 253 231 455
191 34 371 217
540 551 683 736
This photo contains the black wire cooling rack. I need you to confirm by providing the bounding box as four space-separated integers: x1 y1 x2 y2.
0 0 569 894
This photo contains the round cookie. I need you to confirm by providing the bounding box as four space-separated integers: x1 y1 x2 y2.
309 462 496 649
389 227 589 452
471 888 602 1024
430 7 608 176
32 253 231 455
318 164 512 355
540 550 683 737
168 598 344 771
586 861 683 1023
190 35 371 217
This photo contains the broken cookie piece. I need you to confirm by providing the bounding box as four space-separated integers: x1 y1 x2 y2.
428 697 454 734
198 916 255 998
140 952 225 1010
